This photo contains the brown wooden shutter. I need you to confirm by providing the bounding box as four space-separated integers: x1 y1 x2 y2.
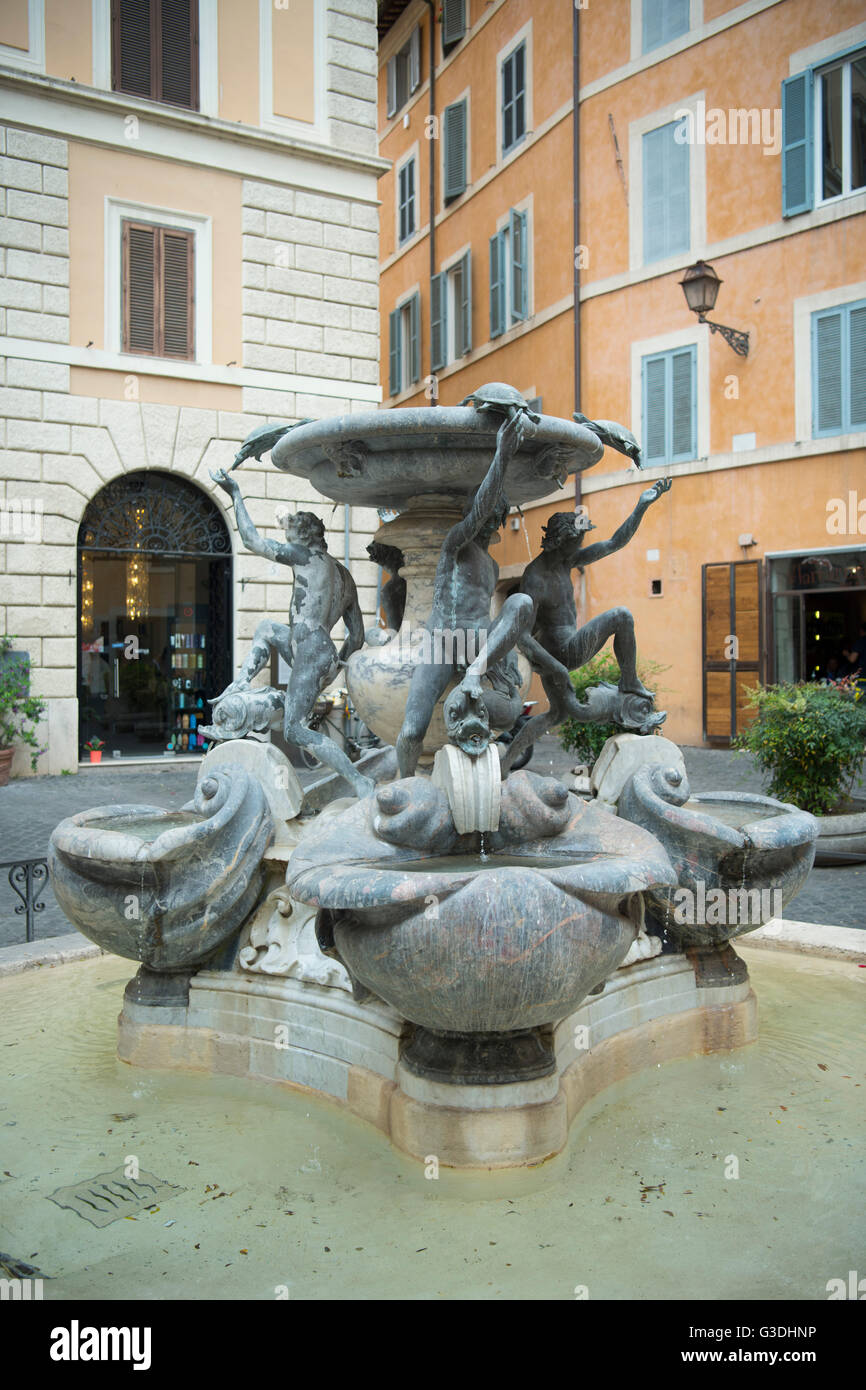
702 560 764 743
112 0 198 109
122 220 194 359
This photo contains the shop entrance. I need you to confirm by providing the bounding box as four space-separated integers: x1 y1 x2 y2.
77 471 233 761
768 548 866 683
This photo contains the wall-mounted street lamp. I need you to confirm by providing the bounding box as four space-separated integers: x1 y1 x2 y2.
679 261 750 357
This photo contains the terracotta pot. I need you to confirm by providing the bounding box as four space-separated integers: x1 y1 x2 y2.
89 750 103 764
0 746 13 786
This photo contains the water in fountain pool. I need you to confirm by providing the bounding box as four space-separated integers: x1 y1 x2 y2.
105 812 199 843
683 800 781 830
372 851 599 874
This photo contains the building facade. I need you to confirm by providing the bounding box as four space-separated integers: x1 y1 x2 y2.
377 0 866 746
0 0 384 775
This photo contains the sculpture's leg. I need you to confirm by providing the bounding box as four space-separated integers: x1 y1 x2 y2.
461 594 534 700
228 620 291 691
563 608 652 701
396 659 454 778
284 631 374 798
500 634 573 772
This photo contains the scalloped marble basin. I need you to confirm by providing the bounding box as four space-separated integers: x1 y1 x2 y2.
287 792 677 1048
48 766 273 971
617 767 818 947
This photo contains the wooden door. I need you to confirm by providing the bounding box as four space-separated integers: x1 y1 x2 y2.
702 560 763 743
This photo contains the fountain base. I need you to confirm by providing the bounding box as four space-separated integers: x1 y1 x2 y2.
400 1024 556 1085
117 944 756 1169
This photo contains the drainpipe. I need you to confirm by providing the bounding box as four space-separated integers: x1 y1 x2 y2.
572 0 581 508
424 0 438 405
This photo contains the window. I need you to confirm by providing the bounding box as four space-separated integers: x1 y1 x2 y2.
386 24 421 118
398 158 416 245
443 99 468 203
111 0 199 110
782 48 866 216
641 345 696 464
642 119 690 263
431 252 472 371
812 298 866 436
642 0 689 54
388 293 421 396
489 209 528 338
441 0 466 54
122 219 194 359
501 41 526 156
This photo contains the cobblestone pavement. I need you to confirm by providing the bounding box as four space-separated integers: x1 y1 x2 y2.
1 738 862 946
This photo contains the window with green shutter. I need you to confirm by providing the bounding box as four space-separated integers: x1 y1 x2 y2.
642 0 689 55
489 230 506 339
812 298 866 436
431 272 447 373
641 345 696 465
443 99 468 204
510 208 528 322
112 0 199 110
489 211 529 339
781 71 813 216
386 24 422 118
441 0 466 55
642 120 690 264
782 48 866 217
398 158 416 245
502 42 526 156
388 308 402 397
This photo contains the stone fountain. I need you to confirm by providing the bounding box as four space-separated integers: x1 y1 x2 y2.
48 387 818 1168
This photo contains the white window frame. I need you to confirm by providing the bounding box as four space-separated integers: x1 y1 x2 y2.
495 196 533 329
395 142 419 248
442 241 471 365
496 20 532 167
631 324 708 463
0 0 45 75
105 197 213 364
793 279 866 442
813 48 866 210
629 91 706 272
630 0 702 64
259 0 327 141
92 0 217 113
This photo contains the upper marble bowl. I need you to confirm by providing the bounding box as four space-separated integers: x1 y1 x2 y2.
270 407 605 509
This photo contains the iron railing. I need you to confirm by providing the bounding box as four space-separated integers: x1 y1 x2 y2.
0 858 49 942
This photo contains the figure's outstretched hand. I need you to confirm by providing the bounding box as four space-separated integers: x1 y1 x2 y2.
640 476 672 508
497 411 526 463
210 467 238 495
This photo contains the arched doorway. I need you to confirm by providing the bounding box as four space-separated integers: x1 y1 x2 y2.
77 470 232 760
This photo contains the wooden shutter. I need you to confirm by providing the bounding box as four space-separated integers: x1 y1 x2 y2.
782 71 813 216
670 346 695 459
122 219 194 359
112 0 198 109
444 100 467 202
510 207 528 322
442 0 466 49
702 561 764 743
850 303 866 429
409 25 421 93
459 249 472 356
408 293 421 384
813 309 843 435
388 308 401 395
489 231 505 338
643 122 689 263
431 271 447 372
386 55 397 117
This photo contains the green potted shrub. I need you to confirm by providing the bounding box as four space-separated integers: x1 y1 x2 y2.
558 652 669 769
0 636 47 785
83 736 106 764
735 679 866 865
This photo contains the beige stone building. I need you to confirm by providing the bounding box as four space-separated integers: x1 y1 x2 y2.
0 0 384 774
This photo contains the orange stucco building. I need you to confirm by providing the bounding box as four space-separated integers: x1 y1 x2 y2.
376 0 866 746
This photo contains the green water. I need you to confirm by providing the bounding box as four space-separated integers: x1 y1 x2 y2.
684 800 783 830
105 812 199 843
0 948 862 1300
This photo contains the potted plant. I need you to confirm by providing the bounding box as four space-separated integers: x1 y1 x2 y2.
558 652 669 769
735 679 866 866
84 736 106 764
0 636 46 785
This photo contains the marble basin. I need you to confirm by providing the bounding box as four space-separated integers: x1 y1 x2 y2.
287 788 677 1081
617 765 818 947
48 765 273 971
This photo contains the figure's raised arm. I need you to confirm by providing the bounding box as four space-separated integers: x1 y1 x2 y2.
210 470 305 565
441 413 525 554
578 477 671 567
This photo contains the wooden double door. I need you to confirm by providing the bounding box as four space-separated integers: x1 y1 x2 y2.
702 560 764 743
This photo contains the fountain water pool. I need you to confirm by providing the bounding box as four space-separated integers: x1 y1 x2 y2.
0 948 861 1300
